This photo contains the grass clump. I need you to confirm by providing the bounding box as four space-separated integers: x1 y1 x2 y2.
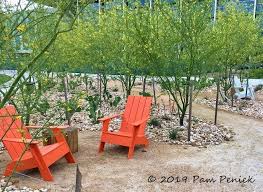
148 118 161 127
169 129 178 140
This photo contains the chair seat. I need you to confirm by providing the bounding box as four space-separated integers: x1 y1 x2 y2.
14 143 63 161
107 131 144 138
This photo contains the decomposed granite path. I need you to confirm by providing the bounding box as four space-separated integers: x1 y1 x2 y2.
0 104 262 192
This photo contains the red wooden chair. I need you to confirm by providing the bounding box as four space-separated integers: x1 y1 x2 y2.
0 105 76 181
98 96 152 159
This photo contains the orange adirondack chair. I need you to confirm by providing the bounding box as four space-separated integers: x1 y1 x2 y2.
0 105 76 181
98 96 152 159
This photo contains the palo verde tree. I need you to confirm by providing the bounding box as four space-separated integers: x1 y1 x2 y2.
81 14 117 101
212 3 261 101
127 3 168 97
0 1 87 189
157 0 214 126
0 0 84 108
105 6 139 99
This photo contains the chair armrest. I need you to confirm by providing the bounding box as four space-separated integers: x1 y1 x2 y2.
130 117 150 127
99 113 123 133
49 125 70 129
26 125 70 129
98 113 123 122
3 138 39 144
25 125 42 129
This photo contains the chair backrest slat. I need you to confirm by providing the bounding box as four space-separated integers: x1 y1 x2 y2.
120 96 152 135
0 105 31 160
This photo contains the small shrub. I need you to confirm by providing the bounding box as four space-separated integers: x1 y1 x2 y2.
204 95 209 100
57 83 64 92
148 118 161 127
103 90 112 101
90 86 96 90
169 129 178 140
238 101 247 110
161 114 171 121
112 87 119 92
58 92 84 120
41 78 56 90
86 94 103 124
110 96 121 107
68 80 80 90
136 82 142 86
36 99 50 116
147 81 152 86
255 84 263 92
218 100 224 105
139 92 152 97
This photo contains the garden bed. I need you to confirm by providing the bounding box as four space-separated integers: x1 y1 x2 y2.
146 108 235 147
15 80 234 149
0 178 48 192
195 86 263 119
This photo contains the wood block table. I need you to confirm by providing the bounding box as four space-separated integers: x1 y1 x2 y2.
43 126 78 153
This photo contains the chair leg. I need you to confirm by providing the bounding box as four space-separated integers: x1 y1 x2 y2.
4 163 14 176
38 166 53 181
98 142 105 153
65 151 76 163
128 145 135 159
30 145 53 181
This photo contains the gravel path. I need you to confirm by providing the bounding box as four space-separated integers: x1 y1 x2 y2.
0 103 262 192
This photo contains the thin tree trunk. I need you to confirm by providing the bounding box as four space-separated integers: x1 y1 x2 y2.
188 82 193 141
152 77 157 105
245 78 249 98
84 73 88 93
142 76 147 94
25 76 34 126
102 74 108 96
231 75 234 107
99 74 102 105
168 94 171 110
180 104 189 126
214 79 220 125
63 74 71 126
